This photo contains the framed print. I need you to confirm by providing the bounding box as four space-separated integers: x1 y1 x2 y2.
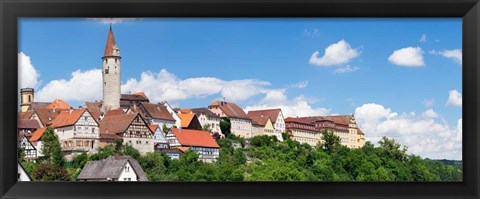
1 0 480 198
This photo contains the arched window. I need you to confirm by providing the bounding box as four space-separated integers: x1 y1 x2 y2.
28 95 31 102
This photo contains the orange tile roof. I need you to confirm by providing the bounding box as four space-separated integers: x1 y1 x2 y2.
50 108 88 128
30 127 47 142
47 99 72 109
103 26 117 57
178 147 189 153
171 128 219 148
208 101 249 119
179 113 196 128
149 124 159 132
247 109 282 124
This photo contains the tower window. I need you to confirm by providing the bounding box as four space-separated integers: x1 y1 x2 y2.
105 69 109 74
106 59 108 63
115 59 117 63
28 95 31 102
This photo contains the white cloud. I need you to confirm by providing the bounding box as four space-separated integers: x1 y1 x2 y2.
422 98 435 107
388 47 425 67
422 109 438 118
334 65 359 74
246 90 330 118
446 89 462 107
355 103 462 160
303 28 320 37
420 34 427 42
309 40 360 66
440 49 462 64
36 69 103 103
291 80 308 89
122 69 271 103
18 52 40 89
87 18 141 24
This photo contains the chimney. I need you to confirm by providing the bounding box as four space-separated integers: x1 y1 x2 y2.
69 109 73 114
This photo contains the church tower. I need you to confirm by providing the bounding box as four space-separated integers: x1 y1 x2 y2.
102 25 121 113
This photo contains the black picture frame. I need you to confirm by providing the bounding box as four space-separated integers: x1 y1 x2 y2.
1 0 479 198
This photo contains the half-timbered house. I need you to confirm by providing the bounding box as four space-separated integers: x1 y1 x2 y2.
166 128 220 162
50 108 100 159
99 113 154 154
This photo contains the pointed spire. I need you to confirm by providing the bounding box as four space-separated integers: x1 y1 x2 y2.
103 24 118 57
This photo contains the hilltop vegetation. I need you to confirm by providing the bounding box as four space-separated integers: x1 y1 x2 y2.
20 128 462 181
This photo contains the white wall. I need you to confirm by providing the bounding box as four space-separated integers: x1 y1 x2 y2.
17 163 31 181
117 161 138 181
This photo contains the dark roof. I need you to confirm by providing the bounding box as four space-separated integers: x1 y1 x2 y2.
246 109 282 124
208 101 250 120
121 93 149 102
190 108 219 118
18 119 40 129
104 108 125 117
84 101 103 121
322 115 352 125
27 102 50 111
284 117 315 125
77 156 148 181
140 103 175 121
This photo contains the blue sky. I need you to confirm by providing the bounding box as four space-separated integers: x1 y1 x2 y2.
18 18 462 159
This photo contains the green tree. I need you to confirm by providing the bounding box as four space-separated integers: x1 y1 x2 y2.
202 123 213 133
32 162 71 181
139 152 177 181
220 117 231 137
162 124 170 134
378 136 408 162
18 147 26 162
114 139 123 153
40 127 65 167
123 144 141 160
89 145 115 160
319 131 342 154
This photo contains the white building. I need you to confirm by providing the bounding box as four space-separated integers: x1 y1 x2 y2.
247 109 285 141
160 101 182 128
189 108 222 137
50 108 100 160
208 101 252 139
77 156 148 181
18 161 32 181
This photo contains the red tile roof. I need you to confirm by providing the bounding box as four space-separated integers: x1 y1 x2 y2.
171 128 219 148
208 101 249 119
99 113 138 134
285 117 314 125
50 108 93 128
104 108 125 117
322 115 351 125
247 109 282 124
30 127 47 142
34 107 68 126
18 111 34 120
18 119 41 129
103 26 117 57
47 99 72 109
140 103 175 121
247 111 275 126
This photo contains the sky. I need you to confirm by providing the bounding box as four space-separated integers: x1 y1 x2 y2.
18 18 462 160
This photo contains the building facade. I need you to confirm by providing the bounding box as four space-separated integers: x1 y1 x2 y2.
247 109 284 141
77 156 148 181
50 109 100 159
99 113 154 154
166 128 220 162
189 108 222 136
208 101 252 139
